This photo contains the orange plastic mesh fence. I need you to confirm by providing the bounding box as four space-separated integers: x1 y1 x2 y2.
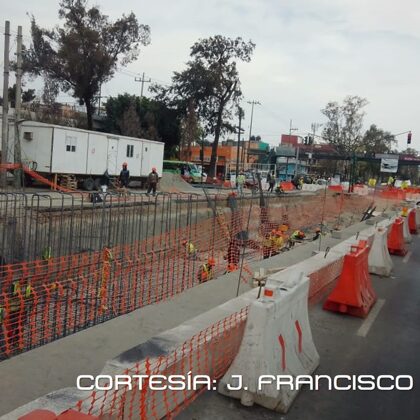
73 307 249 419
0 189 403 360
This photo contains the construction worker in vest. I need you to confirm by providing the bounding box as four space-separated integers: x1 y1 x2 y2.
289 230 306 247
42 246 52 261
268 229 282 256
401 207 409 218
236 171 246 195
199 258 215 283
1 281 32 354
387 176 395 187
262 231 272 259
401 180 409 190
182 239 197 259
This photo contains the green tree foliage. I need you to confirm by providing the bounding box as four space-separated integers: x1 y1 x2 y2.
321 96 368 155
155 35 255 177
6 84 36 108
104 94 182 158
363 124 396 155
24 0 150 129
356 125 397 180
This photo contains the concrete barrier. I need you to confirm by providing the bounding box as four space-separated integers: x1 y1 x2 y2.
3 289 259 420
402 216 412 243
218 271 319 413
368 227 393 277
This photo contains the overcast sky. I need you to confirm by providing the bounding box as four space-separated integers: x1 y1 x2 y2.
3 0 420 151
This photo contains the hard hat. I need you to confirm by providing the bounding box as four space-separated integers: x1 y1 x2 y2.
122 162 128 167
152 167 157 171
208 257 216 266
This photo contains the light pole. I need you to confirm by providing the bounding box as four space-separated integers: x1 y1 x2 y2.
246 100 261 163
236 106 244 178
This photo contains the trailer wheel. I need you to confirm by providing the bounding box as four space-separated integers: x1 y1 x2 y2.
93 178 101 191
83 177 95 191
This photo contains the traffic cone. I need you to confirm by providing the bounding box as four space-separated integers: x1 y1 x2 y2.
387 217 408 256
323 241 376 318
408 209 418 234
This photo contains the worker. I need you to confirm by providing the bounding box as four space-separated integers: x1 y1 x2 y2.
387 176 395 187
226 262 238 272
288 230 306 247
236 171 246 195
198 258 215 283
262 233 272 259
401 180 409 190
312 227 321 241
269 229 283 256
267 172 276 193
1 281 32 355
119 162 130 187
182 239 197 258
146 167 159 196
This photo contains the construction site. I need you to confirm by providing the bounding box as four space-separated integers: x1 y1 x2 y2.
0 170 419 419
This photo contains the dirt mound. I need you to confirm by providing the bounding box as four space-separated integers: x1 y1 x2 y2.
159 173 205 194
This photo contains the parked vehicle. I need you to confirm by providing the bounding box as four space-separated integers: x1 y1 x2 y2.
19 121 164 190
163 160 207 183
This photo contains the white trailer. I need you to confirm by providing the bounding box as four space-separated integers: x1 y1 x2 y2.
18 121 164 190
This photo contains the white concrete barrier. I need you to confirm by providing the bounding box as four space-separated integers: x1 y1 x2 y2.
368 227 393 277
402 216 412 243
302 184 325 192
354 185 369 196
218 271 319 413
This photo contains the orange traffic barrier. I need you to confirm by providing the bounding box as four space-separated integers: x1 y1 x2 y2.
328 185 343 192
280 181 295 191
323 240 377 318
387 217 408 256
408 209 418 234
18 409 98 419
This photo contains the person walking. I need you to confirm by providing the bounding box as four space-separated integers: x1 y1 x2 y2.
267 172 275 193
236 171 246 195
146 167 159 196
119 163 130 187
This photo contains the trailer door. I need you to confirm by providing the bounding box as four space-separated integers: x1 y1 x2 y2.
107 137 119 175
141 141 151 176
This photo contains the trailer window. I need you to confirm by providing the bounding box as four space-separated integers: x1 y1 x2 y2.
65 135 77 152
126 144 134 158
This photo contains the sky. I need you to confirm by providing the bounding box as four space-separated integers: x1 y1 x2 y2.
2 0 420 151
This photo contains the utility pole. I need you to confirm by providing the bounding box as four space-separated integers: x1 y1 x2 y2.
14 25 23 188
246 100 260 163
236 106 244 178
1 21 10 188
287 119 298 180
135 72 151 99
289 119 298 136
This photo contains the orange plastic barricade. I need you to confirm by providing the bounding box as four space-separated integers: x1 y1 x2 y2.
323 241 377 318
280 181 295 191
408 209 418 234
18 410 57 420
387 217 408 256
328 185 343 192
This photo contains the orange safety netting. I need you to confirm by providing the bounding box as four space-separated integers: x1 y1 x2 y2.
0 189 404 360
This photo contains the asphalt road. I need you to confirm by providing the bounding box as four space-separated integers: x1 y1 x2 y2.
179 234 420 420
